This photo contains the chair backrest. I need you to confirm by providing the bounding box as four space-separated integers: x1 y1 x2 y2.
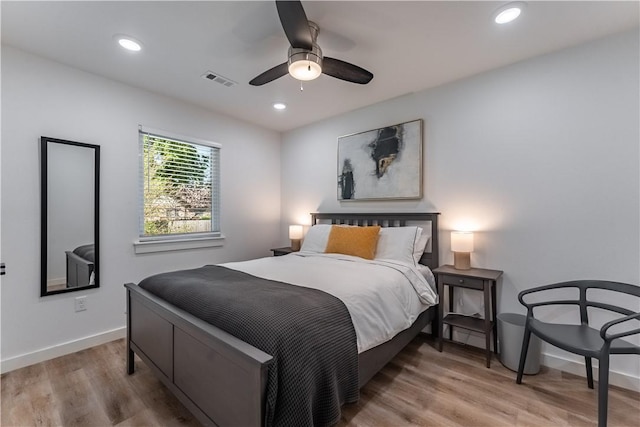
565 280 640 325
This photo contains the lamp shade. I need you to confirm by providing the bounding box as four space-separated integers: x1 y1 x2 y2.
451 231 474 253
289 225 304 240
288 60 322 81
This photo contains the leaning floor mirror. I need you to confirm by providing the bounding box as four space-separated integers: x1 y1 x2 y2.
41 136 100 296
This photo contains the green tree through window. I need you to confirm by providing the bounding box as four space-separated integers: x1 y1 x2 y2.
140 130 220 237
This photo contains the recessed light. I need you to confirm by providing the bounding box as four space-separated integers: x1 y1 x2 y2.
115 35 142 52
493 2 526 24
273 103 287 110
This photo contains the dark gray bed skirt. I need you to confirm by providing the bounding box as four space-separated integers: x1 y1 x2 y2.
358 306 435 387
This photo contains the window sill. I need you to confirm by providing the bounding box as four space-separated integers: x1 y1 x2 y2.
133 235 225 254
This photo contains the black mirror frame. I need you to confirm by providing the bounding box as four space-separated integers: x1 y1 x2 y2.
40 136 100 296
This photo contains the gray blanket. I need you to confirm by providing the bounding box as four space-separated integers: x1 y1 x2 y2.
73 244 95 263
139 265 359 427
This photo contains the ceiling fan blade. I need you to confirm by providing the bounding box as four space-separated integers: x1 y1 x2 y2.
249 62 289 86
322 57 373 85
276 0 312 50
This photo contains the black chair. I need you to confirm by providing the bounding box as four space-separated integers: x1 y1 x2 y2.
516 280 640 427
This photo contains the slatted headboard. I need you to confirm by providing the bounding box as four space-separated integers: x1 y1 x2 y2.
310 212 440 270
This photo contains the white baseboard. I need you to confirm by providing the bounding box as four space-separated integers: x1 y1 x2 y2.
449 328 640 393
47 277 66 287
541 353 640 393
0 327 126 374
3 326 639 394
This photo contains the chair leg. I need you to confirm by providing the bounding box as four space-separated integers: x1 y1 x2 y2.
516 325 532 384
585 357 594 389
597 355 610 427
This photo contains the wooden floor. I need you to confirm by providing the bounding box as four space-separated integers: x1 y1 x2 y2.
2 336 638 426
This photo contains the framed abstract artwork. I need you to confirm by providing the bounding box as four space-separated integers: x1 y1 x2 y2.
337 119 423 201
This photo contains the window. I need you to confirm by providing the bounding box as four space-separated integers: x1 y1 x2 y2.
137 127 221 251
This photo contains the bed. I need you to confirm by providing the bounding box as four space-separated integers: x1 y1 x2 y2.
65 243 95 288
125 212 440 426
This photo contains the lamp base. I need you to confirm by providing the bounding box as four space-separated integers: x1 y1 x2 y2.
453 252 471 270
291 239 301 252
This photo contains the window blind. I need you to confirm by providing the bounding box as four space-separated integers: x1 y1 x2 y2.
138 127 220 239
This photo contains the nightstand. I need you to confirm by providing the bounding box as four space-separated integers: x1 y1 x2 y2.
270 246 294 256
433 265 503 368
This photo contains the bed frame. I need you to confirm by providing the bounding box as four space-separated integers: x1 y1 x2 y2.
65 251 94 288
125 212 440 427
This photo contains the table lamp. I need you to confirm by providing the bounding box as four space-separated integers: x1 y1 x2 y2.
289 225 303 251
451 231 474 270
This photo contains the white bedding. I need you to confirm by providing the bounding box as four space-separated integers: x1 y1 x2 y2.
221 252 438 353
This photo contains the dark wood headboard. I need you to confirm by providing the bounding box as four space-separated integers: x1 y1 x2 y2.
310 212 440 270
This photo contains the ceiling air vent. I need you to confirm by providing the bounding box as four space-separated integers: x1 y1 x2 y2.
201 71 237 88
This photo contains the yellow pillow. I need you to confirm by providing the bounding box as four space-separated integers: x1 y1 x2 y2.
325 225 381 260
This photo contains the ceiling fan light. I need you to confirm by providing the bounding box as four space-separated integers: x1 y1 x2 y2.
288 46 323 81
288 60 322 81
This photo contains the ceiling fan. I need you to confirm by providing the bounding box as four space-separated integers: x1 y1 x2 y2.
249 0 374 86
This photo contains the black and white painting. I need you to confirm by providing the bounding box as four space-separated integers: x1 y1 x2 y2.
338 119 422 200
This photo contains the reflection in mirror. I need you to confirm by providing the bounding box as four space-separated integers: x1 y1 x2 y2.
41 136 99 296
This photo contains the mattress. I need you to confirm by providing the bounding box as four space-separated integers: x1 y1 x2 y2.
222 252 438 353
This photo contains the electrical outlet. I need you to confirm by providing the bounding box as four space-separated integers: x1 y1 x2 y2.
75 296 87 312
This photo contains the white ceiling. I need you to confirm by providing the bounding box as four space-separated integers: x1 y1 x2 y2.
2 1 638 132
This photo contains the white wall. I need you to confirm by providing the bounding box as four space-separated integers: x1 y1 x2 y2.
0 46 282 368
281 30 640 386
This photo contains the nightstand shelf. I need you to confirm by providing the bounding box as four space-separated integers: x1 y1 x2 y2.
442 313 488 334
433 265 503 368
270 246 294 256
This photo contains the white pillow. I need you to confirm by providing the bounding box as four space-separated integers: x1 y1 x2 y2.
414 230 430 264
302 224 430 263
375 226 423 266
299 224 332 253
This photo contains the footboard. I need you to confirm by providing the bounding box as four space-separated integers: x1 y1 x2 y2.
66 251 93 288
125 283 273 427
